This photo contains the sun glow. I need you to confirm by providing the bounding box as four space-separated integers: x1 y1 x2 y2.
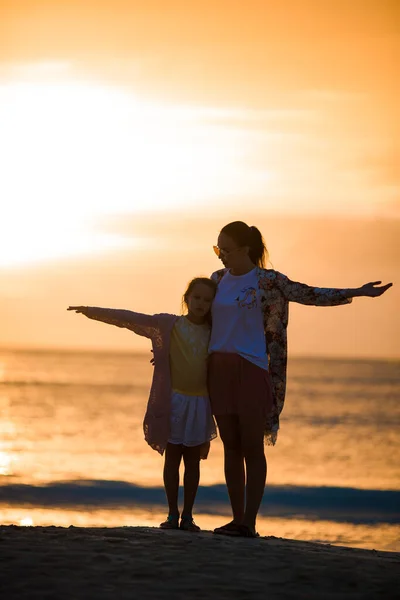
0 450 13 476
0 77 270 267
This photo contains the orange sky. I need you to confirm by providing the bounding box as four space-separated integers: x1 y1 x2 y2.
0 0 398 357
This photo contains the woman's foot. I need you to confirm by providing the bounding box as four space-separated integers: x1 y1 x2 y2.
213 521 242 536
237 524 259 538
159 514 179 529
180 515 201 532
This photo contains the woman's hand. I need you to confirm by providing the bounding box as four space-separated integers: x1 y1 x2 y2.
67 306 89 314
357 281 393 298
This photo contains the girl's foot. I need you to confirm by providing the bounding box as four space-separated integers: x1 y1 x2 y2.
160 514 179 529
180 515 201 532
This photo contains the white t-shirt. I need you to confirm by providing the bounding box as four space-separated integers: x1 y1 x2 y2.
209 268 269 371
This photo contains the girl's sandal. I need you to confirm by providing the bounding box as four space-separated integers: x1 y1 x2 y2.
159 515 179 529
179 516 201 532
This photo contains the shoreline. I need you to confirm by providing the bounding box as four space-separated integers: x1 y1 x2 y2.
1 525 399 599
1 505 399 553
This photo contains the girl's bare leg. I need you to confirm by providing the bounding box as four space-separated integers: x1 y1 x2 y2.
163 442 183 516
182 444 202 517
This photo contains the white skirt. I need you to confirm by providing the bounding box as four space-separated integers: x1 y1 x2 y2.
168 391 217 447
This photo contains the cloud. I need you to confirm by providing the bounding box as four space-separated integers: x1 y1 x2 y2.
0 61 73 82
359 150 400 187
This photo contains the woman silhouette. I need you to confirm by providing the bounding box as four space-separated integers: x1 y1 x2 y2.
208 220 392 537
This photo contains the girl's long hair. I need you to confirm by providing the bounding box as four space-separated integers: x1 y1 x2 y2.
182 277 217 325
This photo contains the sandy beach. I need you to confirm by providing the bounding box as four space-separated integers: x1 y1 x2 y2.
1 525 399 599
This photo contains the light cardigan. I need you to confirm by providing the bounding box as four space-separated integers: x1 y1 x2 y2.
82 309 205 457
211 267 353 444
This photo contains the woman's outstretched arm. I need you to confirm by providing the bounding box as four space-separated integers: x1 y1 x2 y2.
341 281 393 298
67 306 160 339
273 273 392 306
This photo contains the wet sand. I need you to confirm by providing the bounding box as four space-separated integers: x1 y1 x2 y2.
1 525 399 599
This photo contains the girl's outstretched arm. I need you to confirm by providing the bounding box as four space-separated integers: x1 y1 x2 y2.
67 306 160 339
273 273 392 307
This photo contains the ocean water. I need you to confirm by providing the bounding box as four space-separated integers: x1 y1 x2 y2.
0 349 399 551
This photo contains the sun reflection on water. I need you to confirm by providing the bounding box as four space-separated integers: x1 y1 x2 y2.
0 449 13 476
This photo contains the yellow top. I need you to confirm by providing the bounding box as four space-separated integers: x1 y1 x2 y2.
169 316 210 396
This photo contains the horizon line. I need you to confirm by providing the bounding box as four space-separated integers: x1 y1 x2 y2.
0 344 399 363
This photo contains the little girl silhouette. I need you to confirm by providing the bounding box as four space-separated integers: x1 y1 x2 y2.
68 277 217 532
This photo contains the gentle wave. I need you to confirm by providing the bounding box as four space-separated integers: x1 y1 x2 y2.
282 415 400 427
2 375 399 387
1 480 398 525
291 375 400 385
0 381 148 391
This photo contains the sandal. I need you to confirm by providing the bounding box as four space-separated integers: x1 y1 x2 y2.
213 521 241 536
159 515 179 529
180 516 200 532
237 524 260 538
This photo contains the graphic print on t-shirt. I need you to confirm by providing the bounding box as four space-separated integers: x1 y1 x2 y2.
235 286 257 309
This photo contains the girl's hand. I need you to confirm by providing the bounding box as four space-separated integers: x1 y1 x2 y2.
358 281 393 297
67 306 89 314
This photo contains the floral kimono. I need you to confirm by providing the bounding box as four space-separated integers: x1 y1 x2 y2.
211 268 352 444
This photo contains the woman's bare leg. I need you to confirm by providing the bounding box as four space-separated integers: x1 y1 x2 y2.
163 442 183 516
216 415 245 524
239 413 267 533
182 444 202 517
